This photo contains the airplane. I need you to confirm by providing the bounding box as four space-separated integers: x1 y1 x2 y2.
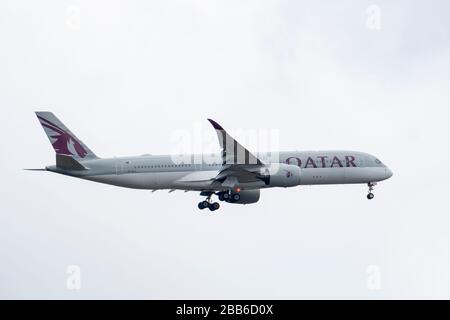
29 112 393 211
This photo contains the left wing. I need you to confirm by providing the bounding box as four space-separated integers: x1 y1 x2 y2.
207 119 263 166
207 119 265 189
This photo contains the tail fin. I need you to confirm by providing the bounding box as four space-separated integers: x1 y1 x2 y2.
35 112 98 160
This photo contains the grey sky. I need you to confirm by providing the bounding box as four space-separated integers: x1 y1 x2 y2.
1 0 450 299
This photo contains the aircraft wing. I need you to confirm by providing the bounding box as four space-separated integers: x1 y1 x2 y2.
207 119 265 189
208 119 263 166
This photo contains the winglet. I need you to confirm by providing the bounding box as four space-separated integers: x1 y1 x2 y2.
207 118 224 130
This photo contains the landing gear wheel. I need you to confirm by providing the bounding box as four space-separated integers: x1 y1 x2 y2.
209 202 220 211
231 193 240 202
218 193 225 201
222 193 230 201
198 201 209 210
366 182 376 200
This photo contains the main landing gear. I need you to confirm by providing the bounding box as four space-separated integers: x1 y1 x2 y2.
218 191 240 203
217 191 241 202
367 182 376 200
198 201 220 211
198 193 220 212
198 190 242 211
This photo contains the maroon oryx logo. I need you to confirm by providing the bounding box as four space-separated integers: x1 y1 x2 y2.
37 116 87 158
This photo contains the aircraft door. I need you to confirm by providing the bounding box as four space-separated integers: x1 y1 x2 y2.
116 160 134 175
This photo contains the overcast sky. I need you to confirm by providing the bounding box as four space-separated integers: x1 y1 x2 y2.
1 0 450 299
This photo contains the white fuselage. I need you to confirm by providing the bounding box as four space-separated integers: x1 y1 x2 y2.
47 150 393 191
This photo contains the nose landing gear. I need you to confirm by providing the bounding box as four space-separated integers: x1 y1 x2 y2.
367 182 376 200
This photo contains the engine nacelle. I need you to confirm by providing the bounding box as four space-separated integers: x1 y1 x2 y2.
231 190 260 204
259 163 301 187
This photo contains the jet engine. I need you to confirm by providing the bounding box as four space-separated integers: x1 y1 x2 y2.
229 190 260 204
258 163 301 187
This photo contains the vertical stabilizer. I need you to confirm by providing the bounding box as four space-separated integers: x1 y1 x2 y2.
35 112 98 160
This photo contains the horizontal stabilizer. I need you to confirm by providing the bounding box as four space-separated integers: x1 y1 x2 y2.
56 154 88 171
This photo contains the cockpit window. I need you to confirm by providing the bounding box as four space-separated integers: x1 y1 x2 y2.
375 158 383 165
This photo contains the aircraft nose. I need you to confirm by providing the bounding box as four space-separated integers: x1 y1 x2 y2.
385 167 393 179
